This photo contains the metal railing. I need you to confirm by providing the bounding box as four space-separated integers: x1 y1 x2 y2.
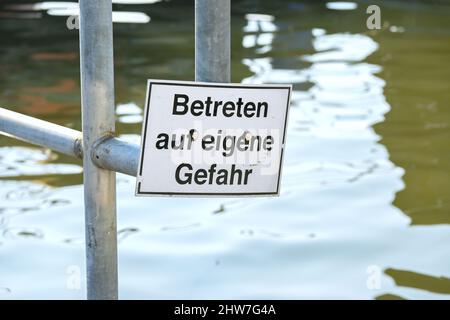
0 0 230 300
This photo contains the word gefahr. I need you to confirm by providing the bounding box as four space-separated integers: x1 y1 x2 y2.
175 163 253 185
173 94 268 118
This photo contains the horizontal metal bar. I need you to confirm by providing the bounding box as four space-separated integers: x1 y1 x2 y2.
92 136 139 177
0 107 83 158
0 107 140 177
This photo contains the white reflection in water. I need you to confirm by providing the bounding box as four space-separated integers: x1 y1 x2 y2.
242 14 277 54
112 0 162 3
4 2 78 11
116 102 141 115
0 147 82 178
47 8 151 24
244 14 277 32
116 102 143 124
304 33 378 62
4 1 151 24
326 2 358 11
6 1 161 10
227 15 449 300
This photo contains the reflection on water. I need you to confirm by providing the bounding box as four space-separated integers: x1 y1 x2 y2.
3 1 151 24
116 102 143 124
0 0 449 299
326 2 358 11
372 1 450 226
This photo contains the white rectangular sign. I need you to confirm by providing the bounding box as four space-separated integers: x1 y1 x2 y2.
136 80 291 196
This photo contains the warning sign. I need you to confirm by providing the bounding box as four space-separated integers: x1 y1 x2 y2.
136 80 291 196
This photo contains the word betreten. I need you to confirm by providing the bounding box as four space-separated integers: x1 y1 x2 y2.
173 94 269 118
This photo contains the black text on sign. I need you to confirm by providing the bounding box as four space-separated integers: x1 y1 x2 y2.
136 80 291 196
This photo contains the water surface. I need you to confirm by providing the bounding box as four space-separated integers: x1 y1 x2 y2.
0 0 449 299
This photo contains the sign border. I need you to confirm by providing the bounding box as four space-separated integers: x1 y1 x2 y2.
135 79 292 197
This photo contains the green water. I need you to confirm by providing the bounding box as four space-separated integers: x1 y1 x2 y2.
0 0 449 299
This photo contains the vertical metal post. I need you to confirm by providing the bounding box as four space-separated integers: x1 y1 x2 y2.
195 0 231 82
79 0 118 300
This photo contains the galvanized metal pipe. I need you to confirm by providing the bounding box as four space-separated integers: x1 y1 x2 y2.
195 0 231 82
0 107 141 177
92 137 140 177
79 0 118 300
0 107 82 158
